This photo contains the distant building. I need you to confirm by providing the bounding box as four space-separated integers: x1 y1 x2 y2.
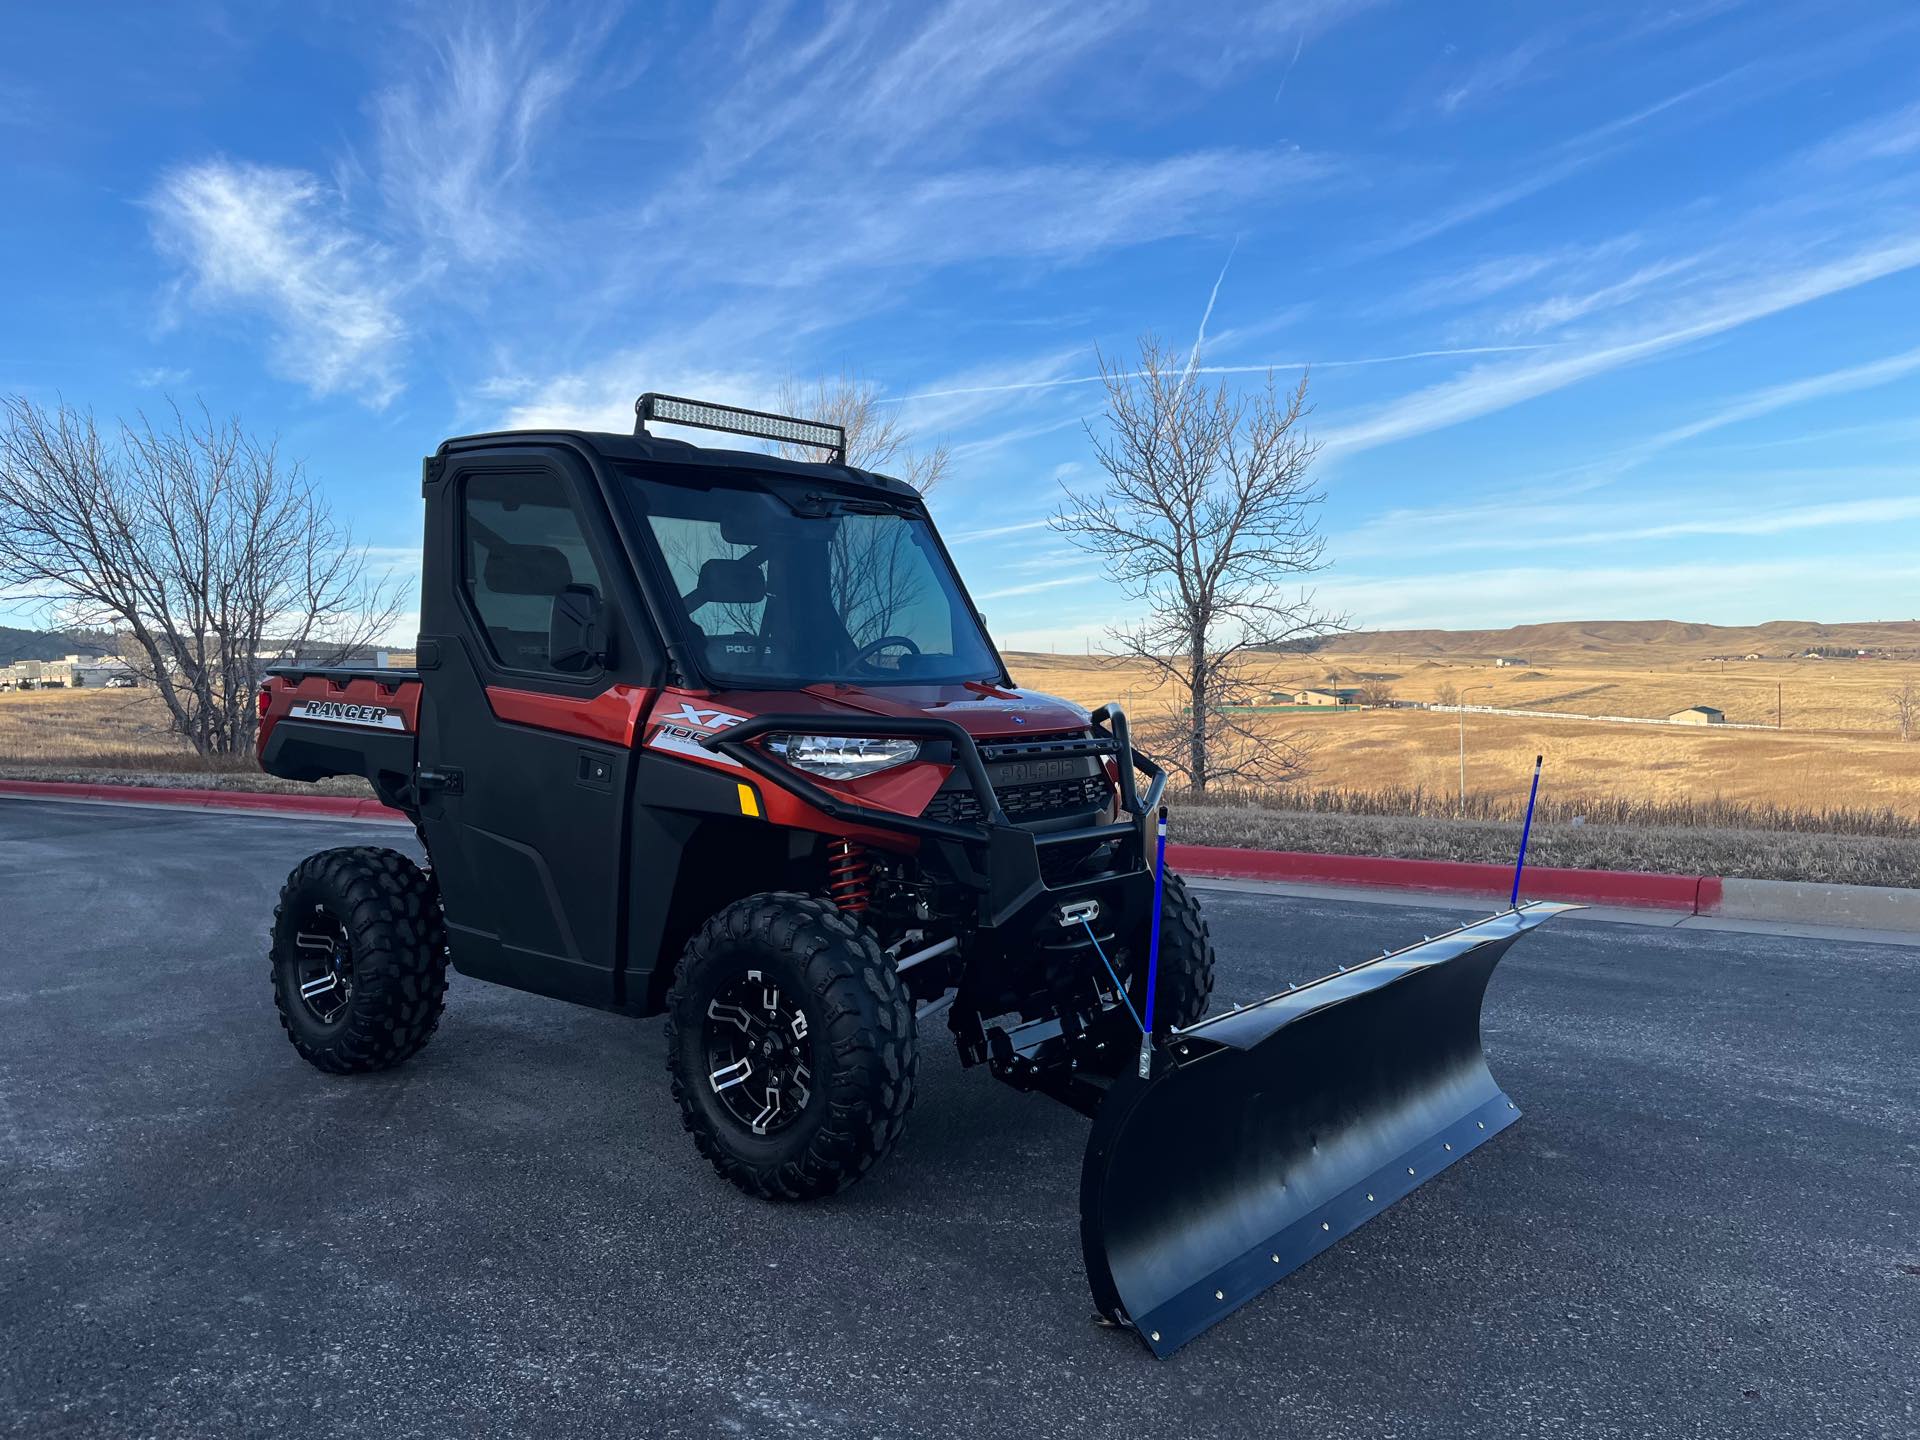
72 656 134 687
1494 656 1528 668
1293 687 1360 707
0 652 126 688
1669 705 1726 725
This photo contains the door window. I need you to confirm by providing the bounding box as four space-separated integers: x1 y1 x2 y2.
462 470 604 674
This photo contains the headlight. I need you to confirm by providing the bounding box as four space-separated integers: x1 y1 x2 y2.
766 734 920 781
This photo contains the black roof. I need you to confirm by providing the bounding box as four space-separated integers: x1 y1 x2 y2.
437 429 920 500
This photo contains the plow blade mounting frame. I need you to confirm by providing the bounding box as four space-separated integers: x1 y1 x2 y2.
1079 900 1575 1357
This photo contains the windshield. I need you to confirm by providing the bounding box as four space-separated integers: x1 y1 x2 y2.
632 475 1001 688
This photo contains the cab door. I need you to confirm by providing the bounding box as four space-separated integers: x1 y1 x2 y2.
415 450 656 1008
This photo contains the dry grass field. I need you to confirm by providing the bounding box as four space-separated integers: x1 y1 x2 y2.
1007 628 1920 822
0 687 357 793
0 686 209 770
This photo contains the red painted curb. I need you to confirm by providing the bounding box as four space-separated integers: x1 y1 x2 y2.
0 779 1719 913
0 778 406 822
1166 843 1712 912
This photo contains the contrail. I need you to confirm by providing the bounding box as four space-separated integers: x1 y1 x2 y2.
1180 238 1239 396
1273 31 1304 102
883 345 1559 404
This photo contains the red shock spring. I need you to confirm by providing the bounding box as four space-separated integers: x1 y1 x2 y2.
826 838 872 913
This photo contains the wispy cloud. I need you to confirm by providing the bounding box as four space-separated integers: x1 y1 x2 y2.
641 148 1333 292
370 8 611 264
148 161 405 406
1320 553 1920 631
1434 28 1569 116
1798 98 1920 173
488 349 770 432
1320 232 1920 456
1643 344 1920 452
695 1 1127 174
948 517 1058 543
848 0 1125 162
975 572 1102 601
144 7 613 404
133 366 190 389
1487 256 1706 338
888 345 1557 406
1341 487 1920 561
1362 73 1739 258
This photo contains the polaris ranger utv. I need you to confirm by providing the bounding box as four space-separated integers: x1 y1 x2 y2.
259 393 1567 1355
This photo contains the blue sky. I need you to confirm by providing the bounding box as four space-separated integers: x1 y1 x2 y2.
5 0 1920 646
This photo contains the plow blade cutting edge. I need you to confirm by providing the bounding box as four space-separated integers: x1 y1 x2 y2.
1080 900 1577 1357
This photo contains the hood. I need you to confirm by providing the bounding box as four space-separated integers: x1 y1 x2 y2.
714 679 1092 739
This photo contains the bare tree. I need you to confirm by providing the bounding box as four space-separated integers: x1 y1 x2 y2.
1895 675 1919 741
1356 680 1395 708
0 396 401 758
774 373 950 493
1054 338 1340 793
1434 680 1459 707
830 513 928 649
772 374 947 659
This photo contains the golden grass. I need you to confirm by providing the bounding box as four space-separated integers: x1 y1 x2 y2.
1006 649 1920 820
0 686 257 773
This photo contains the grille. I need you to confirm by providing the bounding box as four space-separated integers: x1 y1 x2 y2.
922 773 1112 826
1039 836 1118 886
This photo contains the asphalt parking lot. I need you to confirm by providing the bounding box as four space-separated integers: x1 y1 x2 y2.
2 798 1917 1438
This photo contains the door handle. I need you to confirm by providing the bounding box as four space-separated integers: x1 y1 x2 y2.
415 767 464 795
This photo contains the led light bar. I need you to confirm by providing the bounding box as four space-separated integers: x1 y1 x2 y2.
635 392 847 465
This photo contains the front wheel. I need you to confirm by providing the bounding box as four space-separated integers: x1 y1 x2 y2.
665 893 916 1200
1122 871 1216 1031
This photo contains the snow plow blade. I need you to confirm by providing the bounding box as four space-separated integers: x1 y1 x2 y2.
1080 901 1576 1357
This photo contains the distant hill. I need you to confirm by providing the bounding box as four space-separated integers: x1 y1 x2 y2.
0 626 111 666
1321 619 1920 662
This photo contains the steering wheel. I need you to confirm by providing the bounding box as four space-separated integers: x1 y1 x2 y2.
851 634 921 667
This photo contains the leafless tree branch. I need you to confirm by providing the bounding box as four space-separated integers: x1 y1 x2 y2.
1052 337 1343 792
774 372 950 493
0 395 402 757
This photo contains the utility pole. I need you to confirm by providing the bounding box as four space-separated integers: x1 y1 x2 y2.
1458 683 1495 814
1777 681 1783 729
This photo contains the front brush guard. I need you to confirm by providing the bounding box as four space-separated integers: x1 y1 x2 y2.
703 705 1165 928
1080 901 1576 1357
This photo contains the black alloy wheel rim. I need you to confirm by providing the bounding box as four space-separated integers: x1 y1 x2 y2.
703 970 815 1136
292 905 355 1025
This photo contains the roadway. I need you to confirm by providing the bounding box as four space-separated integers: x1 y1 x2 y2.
1 798 1915 1438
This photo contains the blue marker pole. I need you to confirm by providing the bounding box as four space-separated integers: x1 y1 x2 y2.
1511 754 1543 909
1139 805 1169 1079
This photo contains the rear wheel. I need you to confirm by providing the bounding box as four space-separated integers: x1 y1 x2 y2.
666 893 916 1200
1123 871 1215 1031
269 847 447 1074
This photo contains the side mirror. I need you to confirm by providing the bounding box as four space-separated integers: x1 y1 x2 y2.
549 583 609 673
693 556 767 607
